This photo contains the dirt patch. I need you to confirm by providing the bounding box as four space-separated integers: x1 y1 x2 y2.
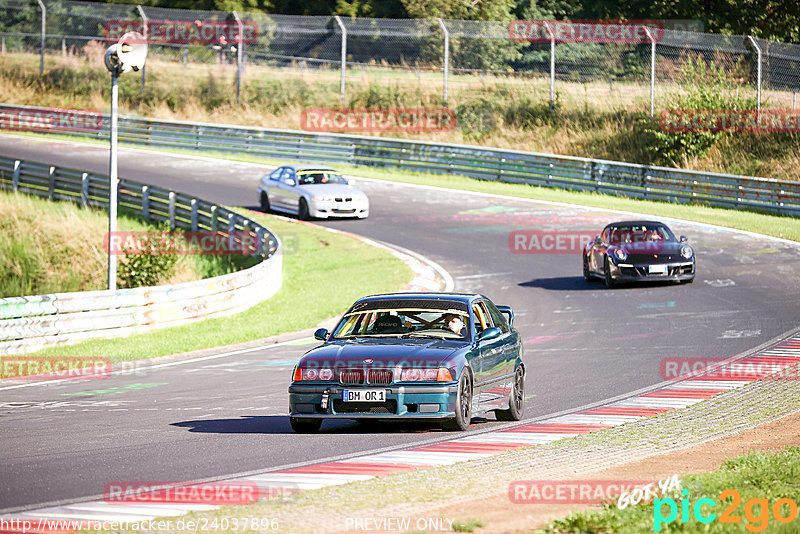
398 409 800 533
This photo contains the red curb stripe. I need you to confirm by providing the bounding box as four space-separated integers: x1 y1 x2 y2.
506 423 611 433
641 388 726 398
687 373 765 381
580 406 674 416
278 462 428 475
412 442 530 453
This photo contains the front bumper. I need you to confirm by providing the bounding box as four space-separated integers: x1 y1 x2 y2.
289 383 458 419
609 260 695 282
309 200 369 219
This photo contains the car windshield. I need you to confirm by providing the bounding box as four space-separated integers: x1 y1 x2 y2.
331 308 470 340
296 170 348 185
608 224 676 245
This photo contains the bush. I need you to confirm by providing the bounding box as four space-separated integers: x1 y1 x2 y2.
117 229 179 288
637 55 758 165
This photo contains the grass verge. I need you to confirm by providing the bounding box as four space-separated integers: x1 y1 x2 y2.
79 376 800 534
26 211 413 361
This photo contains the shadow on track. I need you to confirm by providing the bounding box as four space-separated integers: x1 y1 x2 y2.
521 276 687 291
171 416 493 434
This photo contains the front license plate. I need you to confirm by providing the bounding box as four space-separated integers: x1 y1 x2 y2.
343 389 386 402
648 264 668 274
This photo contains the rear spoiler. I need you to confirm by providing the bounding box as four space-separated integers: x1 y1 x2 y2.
496 305 514 327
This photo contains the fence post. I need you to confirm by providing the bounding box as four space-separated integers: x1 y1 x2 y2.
543 21 555 109
644 26 656 117
182 46 188 66
190 198 198 231
747 35 762 112
168 191 176 230
61 36 65 58
81 172 89 207
232 11 244 103
48 166 56 200
142 185 150 219
12 160 21 192
334 15 346 102
37 0 46 76
210 205 218 231
2 36 5 55
437 18 449 107
137 6 148 95
227 213 236 253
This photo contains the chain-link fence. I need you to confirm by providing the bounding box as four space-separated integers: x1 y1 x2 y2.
2 0 800 113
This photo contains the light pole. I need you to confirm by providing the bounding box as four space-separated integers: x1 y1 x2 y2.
104 32 147 291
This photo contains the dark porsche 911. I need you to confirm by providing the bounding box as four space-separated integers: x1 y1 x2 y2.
583 220 695 288
288 293 525 433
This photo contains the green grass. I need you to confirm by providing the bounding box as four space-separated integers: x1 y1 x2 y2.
0 190 192 297
542 446 800 533
27 211 413 361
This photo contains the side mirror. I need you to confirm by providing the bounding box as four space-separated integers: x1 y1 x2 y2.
478 327 501 342
314 328 328 341
284 178 297 187
680 235 688 243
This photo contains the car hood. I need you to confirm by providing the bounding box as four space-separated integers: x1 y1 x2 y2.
297 184 365 197
298 337 467 368
618 241 691 262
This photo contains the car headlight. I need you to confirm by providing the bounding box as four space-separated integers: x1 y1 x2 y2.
613 248 628 261
293 367 335 381
681 246 693 259
399 367 453 382
312 195 334 202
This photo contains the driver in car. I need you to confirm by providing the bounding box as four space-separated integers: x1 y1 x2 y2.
443 313 466 336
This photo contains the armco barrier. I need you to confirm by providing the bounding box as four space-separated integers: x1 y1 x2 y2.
1 104 799 216
0 155 282 356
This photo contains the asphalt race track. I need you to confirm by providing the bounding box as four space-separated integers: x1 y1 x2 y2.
2 135 800 512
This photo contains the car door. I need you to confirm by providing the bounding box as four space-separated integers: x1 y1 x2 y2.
485 300 516 397
264 167 284 208
472 301 508 410
271 167 296 211
590 227 610 274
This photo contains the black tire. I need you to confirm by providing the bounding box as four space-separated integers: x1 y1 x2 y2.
290 417 322 433
583 256 593 282
298 198 310 220
496 366 524 421
259 191 270 212
604 256 615 289
444 370 473 431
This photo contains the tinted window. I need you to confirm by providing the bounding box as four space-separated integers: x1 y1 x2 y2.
269 168 283 181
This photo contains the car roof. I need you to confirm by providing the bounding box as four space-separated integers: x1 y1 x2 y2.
605 220 667 228
282 164 338 172
354 293 486 305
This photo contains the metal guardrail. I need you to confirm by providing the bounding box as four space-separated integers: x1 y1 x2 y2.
0 154 283 355
2 103 798 217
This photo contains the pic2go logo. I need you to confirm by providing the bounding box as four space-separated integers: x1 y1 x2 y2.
654 489 799 532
